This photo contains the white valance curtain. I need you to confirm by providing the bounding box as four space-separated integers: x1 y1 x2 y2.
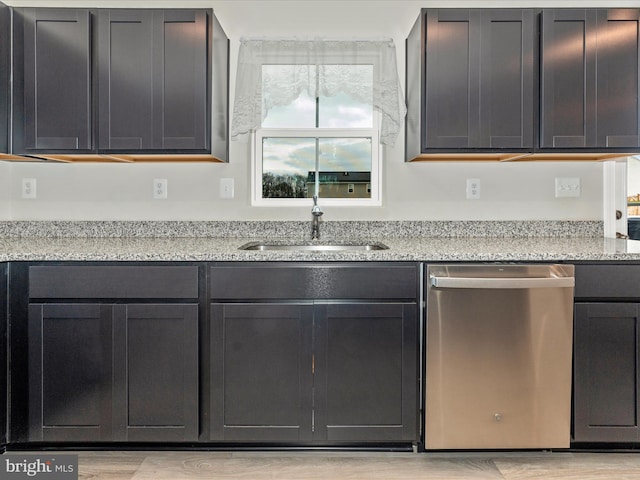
230 38 407 146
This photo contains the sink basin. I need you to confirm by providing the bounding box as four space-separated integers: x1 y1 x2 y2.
239 241 389 252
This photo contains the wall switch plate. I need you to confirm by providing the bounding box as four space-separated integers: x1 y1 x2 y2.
466 178 480 200
555 177 580 198
153 179 168 199
220 178 234 199
22 178 37 199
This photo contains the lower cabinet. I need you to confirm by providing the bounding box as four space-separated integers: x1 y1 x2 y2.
11 261 419 447
28 303 113 442
28 303 199 442
1 263 7 448
20 263 201 444
573 302 640 443
210 303 314 442
314 303 417 443
209 262 420 445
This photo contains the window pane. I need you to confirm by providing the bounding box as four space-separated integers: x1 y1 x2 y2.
262 138 315 198
314 138 372 198
262 137 373 199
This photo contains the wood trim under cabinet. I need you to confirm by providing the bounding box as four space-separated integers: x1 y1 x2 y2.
0 153 225 163
408 152 637 162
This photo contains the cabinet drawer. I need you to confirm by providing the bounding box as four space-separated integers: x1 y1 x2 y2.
29 265 199 299
574 264 640 299
210 263 418 300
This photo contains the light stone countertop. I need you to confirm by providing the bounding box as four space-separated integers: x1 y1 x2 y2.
2 235 640 262
0 220 637 262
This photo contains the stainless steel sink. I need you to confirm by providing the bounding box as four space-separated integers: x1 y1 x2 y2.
238 241 389 252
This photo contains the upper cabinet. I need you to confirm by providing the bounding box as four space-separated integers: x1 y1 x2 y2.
540 9 640 150
406 9 535 161
11 7 229 161
406 8 640 161
13 9 92 153
97 10 210 152
0 2 11 154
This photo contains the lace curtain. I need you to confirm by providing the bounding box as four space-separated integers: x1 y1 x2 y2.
231 38 407 146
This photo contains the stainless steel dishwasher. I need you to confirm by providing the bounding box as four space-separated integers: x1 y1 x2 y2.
425 264 575 449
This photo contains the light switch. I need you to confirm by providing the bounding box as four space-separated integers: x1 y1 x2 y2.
220 178 234 199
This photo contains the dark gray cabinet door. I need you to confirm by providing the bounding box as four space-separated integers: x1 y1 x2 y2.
15 8 92 152
210 303 314 443
29 302 198 443
541 9 640 149
423 9 534 149
98 9 209 152
209 301 418 445
478 9 535 149
154 10 209 151
595 9 640 148
0 2 9 153
573 303 640 443
28 304 114 442
113 304 199 442
314 303 417 443
0 264 7 446
98 10 153 151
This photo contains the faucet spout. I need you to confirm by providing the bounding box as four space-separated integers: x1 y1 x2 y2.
311 195 323 240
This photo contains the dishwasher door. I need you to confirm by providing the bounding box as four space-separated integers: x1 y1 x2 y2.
425 264 575 449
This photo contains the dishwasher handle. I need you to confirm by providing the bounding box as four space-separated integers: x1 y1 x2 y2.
430 275 575 289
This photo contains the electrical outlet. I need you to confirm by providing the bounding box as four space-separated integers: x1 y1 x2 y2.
22 178 37 199
466 178 480 200
153 179 168 199
220 178 234 199
555 177 580 198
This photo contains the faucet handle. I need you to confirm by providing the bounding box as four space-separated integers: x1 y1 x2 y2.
312 195 322 214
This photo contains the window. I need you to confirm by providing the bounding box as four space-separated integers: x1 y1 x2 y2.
231 39 406 207
254 64 380 205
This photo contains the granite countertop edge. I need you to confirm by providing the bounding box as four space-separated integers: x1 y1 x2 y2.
2 234 640 262
1 220 638 262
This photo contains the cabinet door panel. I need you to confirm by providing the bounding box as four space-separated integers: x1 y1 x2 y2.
314 303 418 443
154 10 209 150
425 9 476 148
595 9 640 148
210 303 314 442
479 9 534 148
574 303 640 442
113 304 199 442
541 9 595 148
20 8 92 152
0 3 9 153
0 264 6 446
29 304 113 442
98 10 154 150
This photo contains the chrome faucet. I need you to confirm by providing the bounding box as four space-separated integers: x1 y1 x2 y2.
311 195 323 240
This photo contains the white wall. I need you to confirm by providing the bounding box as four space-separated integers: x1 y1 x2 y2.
2 0 630 221
0 163 10 218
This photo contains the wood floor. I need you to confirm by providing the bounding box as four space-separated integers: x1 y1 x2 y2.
54 450 640 479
